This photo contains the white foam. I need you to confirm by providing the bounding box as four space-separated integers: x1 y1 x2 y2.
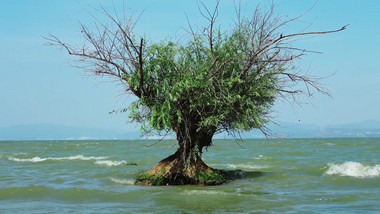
95 160 127 166
225 163 268 170
325 161 380 178
252 155 272 160
109 177 135 185
254 155 264 159
9 155 107 162
9 157 46 162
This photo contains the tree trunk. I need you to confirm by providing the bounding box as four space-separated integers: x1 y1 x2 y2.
175 125 214 165
137 126 227 185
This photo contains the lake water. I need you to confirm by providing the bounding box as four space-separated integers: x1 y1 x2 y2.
0 138 379 213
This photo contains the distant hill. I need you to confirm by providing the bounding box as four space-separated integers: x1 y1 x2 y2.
0 124 140 141
1 120 380 140
320 120 380 138
237 120 380 138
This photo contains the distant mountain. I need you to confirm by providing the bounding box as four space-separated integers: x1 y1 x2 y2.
237 120 380 138
0 124 140 141
1 120 380 140
320 120 380 138
325 120 380 130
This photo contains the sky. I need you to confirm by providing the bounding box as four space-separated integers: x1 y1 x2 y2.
0 0 379 132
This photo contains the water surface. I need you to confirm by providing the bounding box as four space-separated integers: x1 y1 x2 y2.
1 138 379 213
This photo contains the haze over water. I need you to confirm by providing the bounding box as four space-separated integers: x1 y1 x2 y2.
1 138 379 213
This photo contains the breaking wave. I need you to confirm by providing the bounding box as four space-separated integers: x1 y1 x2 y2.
95 160 128 166
252 155 274 160
225 163 269 170
109 177 135 185
324 161 380 178
211 163 269 170
8 155 107 162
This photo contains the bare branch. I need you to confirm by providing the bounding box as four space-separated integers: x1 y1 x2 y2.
138 38 144 97
198 0 220 54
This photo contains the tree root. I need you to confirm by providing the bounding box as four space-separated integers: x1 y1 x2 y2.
136 154 230 186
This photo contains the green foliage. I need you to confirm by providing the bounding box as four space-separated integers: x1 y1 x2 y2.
127 23 279 136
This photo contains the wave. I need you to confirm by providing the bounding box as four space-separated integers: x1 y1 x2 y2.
8 155 107 162
181 190 227 195
319 142 336 146
252 155 274 160
0 153 27 159
211 163 268 170
324 161 380 178
0 185 120 201
0 185 56 198
95 160 127 166
225 163 269 170
109 177 135 185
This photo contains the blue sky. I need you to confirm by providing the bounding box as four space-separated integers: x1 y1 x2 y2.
0 0 379 132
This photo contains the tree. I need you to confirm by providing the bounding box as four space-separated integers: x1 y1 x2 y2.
47 1 346 185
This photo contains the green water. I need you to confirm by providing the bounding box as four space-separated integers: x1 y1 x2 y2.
0 138 379 213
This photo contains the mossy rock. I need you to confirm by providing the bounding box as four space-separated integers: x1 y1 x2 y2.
136 168 229 186
135 159 232 186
